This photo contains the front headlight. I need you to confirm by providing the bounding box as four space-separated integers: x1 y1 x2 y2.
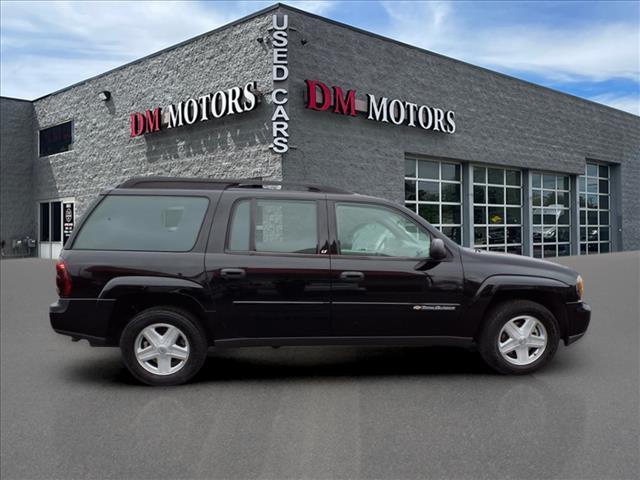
576 275 584 300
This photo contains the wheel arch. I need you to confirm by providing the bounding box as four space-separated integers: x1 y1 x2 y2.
99 276 213 346
468 275 571 342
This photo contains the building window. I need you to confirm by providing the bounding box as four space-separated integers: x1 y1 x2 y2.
405 157 462 243
39 121 73 157
473 166 522 254
531 173 571 258
579 163 610 254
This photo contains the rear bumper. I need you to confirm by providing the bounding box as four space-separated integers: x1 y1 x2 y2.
50 298 115 346
564 301 591 345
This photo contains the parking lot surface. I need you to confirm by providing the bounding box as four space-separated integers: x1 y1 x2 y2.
1 252 638 480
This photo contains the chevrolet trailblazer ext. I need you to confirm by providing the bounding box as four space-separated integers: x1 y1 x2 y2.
50 177 590 385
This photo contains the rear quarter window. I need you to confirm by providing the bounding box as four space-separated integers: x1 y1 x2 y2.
72 195 209 252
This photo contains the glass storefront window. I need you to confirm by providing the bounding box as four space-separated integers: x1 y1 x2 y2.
579 163 610 254
473 166 522 254
405 157 462 243
532 173 571 258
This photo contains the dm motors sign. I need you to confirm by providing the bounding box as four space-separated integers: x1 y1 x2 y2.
304 79 456 134
129 81 260 137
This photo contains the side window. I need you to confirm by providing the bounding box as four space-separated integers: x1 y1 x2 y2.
336 203 431 258
227 198 319 254
73 195 209 252
228 200 251 251
256 200 318 253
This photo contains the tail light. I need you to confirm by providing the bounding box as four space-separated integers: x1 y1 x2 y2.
55 260 72 297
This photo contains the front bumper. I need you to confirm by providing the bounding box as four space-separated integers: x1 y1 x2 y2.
564 301 591 345
50 298 115 346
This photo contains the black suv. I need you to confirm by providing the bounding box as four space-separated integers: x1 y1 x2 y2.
50 177 591 385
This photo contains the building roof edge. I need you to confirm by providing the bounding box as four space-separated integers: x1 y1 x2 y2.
31 3 282 102
276 3 639 119
0 95 33 103
24 2 639 119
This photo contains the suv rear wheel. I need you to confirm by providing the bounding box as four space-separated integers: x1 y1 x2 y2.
120 307 208 386
479 300 559 375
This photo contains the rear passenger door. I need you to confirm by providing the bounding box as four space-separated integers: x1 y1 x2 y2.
205 192 332 339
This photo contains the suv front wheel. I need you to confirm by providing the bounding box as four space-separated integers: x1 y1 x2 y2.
120 307 208 386
478 300 560 375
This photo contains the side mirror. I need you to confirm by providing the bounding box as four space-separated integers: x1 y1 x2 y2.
429 238 447 260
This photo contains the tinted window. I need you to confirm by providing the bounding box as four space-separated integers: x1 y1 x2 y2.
227 199 318 254
336 203 430 258
73 195 209 251
256 200 317 254
228 200 251 251
39 122 73 157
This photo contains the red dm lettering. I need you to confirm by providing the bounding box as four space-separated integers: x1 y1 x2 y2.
130 108 161 137
305 79 332 112
144 108 161 133
305 80 356 116
332 86 357 116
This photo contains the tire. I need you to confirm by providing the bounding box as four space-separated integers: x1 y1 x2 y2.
478 300 560 375
120 306 208 386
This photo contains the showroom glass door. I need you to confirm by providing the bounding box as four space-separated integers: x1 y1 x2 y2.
38 199 74 258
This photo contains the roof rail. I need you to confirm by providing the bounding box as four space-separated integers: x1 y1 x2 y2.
117 177 352 194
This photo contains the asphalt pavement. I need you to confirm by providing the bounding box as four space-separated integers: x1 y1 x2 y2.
1 252 638 480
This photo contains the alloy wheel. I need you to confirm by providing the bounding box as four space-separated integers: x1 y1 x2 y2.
134 323 190 375
498 315 547 366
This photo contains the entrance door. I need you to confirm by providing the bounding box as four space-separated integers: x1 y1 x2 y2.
39 199 74 258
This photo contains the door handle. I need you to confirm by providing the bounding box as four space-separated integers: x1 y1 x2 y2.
340 271 364 281
220 268 246 279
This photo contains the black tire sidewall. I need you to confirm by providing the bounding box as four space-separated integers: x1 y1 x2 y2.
479 300 560 375
120 307 208 386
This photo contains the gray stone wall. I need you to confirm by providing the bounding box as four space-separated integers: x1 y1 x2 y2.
32 13 279 221
281 7 640 251
0 97 35 256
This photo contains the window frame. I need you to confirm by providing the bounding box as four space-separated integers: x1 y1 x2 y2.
472 165 523 254
329 200 445 261
70 193 211 253
224 197 324 257
531 171 572 258
579 162 610 255
404 156 463 244
38 119 74 158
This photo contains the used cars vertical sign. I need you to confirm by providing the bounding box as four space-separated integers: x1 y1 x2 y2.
271 13 289 153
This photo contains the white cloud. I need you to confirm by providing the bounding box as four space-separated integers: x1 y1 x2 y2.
380 1 640 83
283 1 336 15
0 1 338 99
590 93 640 115
0 1 234 98
1 0 638 110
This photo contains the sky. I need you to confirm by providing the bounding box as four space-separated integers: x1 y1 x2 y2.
1 0 638 115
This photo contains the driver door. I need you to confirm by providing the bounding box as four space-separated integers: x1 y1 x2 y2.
328 201 463 337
